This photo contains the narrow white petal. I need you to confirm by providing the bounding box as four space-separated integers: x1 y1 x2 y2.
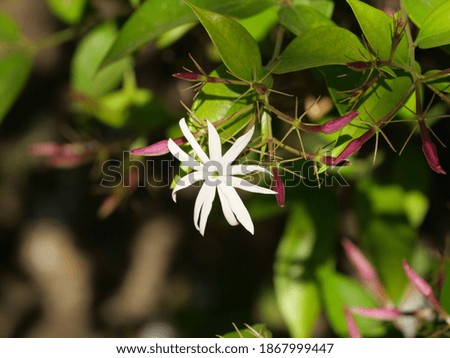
221 126 255 165
217 185 239 226
218 184 254 234
207 120 222 162
168 138 201 169
172 171 204 202
229 176 277 195
178 118 210 163
193 183 211 231
198 185 216 236
230 164 271 176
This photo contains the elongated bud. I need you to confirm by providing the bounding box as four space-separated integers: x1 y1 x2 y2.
343 239 388 303
351 307 401 320
272 167 285 207
347 61 372 71
173 72 205 82
320 111 358 134
418 121 446 174
320 156 350 166
28 142 93 168
344 307 362 338
336 128 375 161
131 138 186 156
402 260 448 317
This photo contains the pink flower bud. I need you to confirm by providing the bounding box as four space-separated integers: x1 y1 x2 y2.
343 239 388 303
347 61 372 71
131 138 186 156
272 167 285 207
351 307 401 320
344 306 362 338
419 121 446 174
336 128 375 161
28 142 93 168
320 111 359 134
402 260 445 315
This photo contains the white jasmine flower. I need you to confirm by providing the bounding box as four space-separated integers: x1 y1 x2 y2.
168 118 276 235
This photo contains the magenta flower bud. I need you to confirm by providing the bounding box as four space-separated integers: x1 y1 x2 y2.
320 111 359 134
344 306 362 338
351 307 401 320
272 167 285 207
172 72 205 82
336 128 375 161
320 156 351 166
402 260 446 315
131 137 186 156
418 121 445 174
347 61 372 71
343 239 388 303
28 142 92 168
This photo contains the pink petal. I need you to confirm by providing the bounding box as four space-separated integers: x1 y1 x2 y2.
342 239 388 303
419 122 446 174
344 306 362 338
351 307 401 320
131 138 185 156
336 128 375 161
402 260 445 313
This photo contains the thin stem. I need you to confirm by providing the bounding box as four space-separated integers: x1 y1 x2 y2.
31 27 77 53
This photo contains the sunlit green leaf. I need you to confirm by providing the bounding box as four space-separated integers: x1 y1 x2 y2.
403 0 448 28
347 0 408 64
46 0 87 24
0 11 21 42
239 5 278 42
278 4 334 36
273 26 369 74
424 70 450 94
71 22 132 97
188 3 263 81
104 0 273 66
417 1 450 49
318 267 386 337
292 0 335 18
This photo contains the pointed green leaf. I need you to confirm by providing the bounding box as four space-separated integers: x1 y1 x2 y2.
103 0 273 66
292 0 335 18
403 0 447 28
274 26 368 74
46 0 87 24
424 70 450 94
347 0 408 64
188 3 262 80
278 4 334 36
0 11 21 42
318 267 387 337
417 1 450 49
239 6 278 42
71 22 132 97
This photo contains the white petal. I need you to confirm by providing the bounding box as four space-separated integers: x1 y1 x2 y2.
218 184 254 234
217 185 239 226
221 126 255 165
168 138 201 169
172 171 204 202
230 164 271 176
207 120 222 162
196 185 216 236
229 176 277 195
178 118 210 163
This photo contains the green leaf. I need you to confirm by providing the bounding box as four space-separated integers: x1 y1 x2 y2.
424 70 450 94
318 267 386 337
221 324 272 338
440 261 450 313
104 0 273 66
188 3 262 81
239 5 278 42
403 0 448 28
0 12 32 124
292 0 335 18
71 22 132 97
417 1 450 49
0 53 33 123
274 193 338 338
273 26 369 74
278 4 334 36
191 66 256 140
347 0 408 64
46 0 87 24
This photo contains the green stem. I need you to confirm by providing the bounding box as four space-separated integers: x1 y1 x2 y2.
31 27 76 54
